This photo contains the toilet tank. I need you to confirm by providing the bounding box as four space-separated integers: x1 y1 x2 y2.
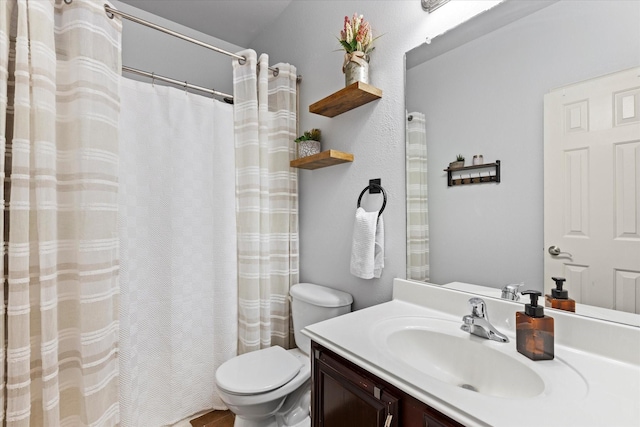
290 283 353 355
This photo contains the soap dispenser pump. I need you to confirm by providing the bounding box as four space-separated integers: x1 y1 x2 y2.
516 290 554 361
545 277 576 312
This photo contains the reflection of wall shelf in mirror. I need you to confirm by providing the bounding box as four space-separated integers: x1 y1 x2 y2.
444 160 501 186
309 82 382 117
290 150 354 170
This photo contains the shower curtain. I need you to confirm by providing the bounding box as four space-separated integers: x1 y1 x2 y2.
233 50 298 354
1 0 121 425
118 78 237 426
406 112 430 281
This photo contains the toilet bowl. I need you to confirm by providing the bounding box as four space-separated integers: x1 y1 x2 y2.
215 283 353 427
216 347 310 427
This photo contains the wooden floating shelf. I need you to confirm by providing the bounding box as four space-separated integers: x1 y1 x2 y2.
290 150 354 170
444 160 501 187
443 162 500 172
309 82 382 118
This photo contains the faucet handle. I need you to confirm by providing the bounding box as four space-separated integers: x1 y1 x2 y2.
468 297 487 318
501 283 523 301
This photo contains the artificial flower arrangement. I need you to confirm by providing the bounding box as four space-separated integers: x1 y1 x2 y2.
338 13 375 55
338 13 381 84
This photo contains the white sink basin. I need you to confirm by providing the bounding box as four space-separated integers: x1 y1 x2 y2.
373 316 582 399
303 282 639 427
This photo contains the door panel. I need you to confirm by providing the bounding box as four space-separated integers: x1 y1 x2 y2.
544 67 640 313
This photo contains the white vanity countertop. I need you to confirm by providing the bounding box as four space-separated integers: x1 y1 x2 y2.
303 279 640 427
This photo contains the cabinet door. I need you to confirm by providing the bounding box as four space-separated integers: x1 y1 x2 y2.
312 345 398 427
422 412 454 427
402 398 462 427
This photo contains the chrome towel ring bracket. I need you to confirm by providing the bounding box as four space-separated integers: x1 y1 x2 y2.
357 182 387 218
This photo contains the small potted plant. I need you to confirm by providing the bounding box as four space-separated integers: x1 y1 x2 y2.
295 128 322 158
450 154 465 169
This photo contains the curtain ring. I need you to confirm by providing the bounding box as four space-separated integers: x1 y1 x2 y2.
151 72 155 87
238 56 247 65
272 67 280 77
64 0 73 4
184 81 188 94
104 4 115 19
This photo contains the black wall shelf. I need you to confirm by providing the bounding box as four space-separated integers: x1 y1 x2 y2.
444 160 501 187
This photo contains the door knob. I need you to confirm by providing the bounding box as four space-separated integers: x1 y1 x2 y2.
548 245 573 257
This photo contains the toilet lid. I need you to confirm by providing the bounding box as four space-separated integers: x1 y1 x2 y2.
216 346 302 395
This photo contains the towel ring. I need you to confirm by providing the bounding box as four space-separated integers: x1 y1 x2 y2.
357 183 387 217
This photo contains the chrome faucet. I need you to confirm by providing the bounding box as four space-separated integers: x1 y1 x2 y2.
461 298 509 343
501 283 523 301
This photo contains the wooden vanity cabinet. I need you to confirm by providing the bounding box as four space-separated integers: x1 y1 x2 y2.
312 341 399 427
311 342 464 427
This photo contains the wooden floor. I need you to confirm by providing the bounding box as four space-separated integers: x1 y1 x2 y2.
189 410 235 427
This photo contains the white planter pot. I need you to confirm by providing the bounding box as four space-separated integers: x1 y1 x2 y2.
297 140 321 158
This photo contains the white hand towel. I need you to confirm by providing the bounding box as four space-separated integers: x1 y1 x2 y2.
350 207 385 279
373 214 384 278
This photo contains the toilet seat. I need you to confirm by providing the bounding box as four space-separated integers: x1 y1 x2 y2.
216 346 303 395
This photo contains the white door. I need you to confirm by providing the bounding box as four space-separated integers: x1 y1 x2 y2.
544 67 640 313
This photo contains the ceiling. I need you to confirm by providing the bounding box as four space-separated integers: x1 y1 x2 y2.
119 0 293 47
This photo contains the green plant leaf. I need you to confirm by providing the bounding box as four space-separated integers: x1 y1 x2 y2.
339 40 352 52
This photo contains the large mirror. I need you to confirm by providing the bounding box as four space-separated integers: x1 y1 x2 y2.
405 0 640 325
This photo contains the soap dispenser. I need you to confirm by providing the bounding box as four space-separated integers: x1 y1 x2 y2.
516 290 554 361
545 277 575 312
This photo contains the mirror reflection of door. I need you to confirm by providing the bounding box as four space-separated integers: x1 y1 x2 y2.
544 67 640 313
405 0 640 325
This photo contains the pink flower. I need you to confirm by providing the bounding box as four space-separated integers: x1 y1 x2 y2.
338 12 378 54
342 16 351 40
356 22 368 43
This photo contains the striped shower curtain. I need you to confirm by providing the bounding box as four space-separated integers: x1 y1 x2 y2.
1 0 121 425
233 50 299 354
406 112 430 282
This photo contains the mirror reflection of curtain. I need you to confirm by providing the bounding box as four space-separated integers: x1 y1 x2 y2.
406 112 430 281
233 50 299 354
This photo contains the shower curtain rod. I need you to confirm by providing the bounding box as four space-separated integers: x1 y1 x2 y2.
103 4 281 75
122 66 234 102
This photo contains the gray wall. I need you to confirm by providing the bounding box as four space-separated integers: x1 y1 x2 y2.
406 1 640 290
112 0 244 96
250 1 501 310
111 0 513 310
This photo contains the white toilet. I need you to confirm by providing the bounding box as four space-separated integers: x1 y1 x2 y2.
215 283 353 427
